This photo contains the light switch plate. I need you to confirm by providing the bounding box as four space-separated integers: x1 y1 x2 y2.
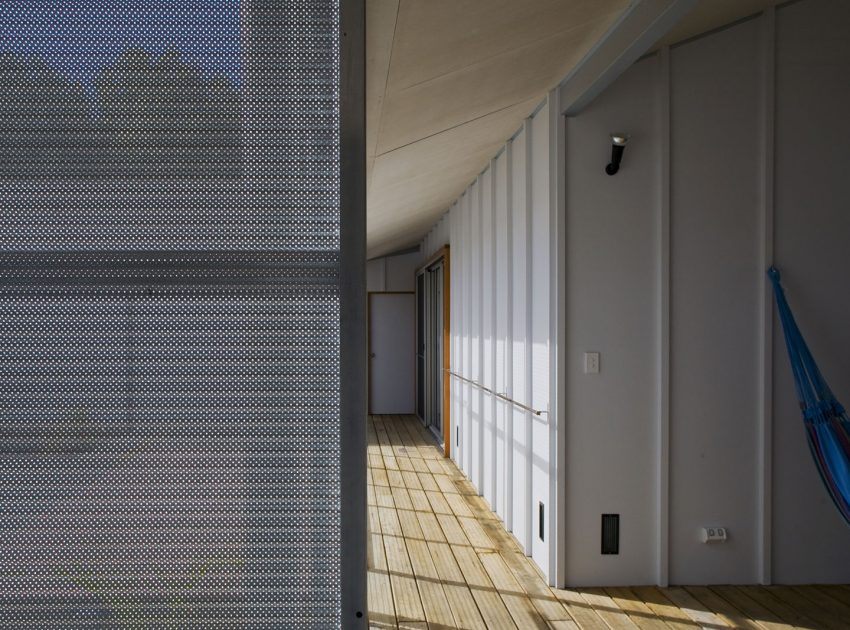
584 352 600 374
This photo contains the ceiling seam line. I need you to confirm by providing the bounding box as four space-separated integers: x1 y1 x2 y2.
370 0 402 186
373 96 538 158
385 8 626 95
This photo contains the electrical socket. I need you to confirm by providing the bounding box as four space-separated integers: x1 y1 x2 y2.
700 527 728 543
584 352 600 374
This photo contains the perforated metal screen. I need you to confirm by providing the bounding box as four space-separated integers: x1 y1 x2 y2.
0 1 343 627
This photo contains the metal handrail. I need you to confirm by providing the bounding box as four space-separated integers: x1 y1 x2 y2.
446 370 547 416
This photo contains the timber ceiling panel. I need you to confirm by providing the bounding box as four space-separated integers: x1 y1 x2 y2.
365 0 784 258
366 0 628 257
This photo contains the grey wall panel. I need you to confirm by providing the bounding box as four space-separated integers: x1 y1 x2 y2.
366 258 387 292
669 17 762 585
564 56 661 586
385 252 419 291
772 0 850 583
561 0 850 586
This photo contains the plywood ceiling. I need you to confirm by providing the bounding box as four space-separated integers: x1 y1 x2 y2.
366 0 784 258
367 0 629 257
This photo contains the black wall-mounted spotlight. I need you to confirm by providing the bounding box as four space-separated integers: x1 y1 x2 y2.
605 133 629 176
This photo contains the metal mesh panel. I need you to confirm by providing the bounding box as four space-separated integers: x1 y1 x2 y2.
0 1 341 627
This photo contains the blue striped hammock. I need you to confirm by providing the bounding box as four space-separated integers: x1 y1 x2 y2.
769 267 850 525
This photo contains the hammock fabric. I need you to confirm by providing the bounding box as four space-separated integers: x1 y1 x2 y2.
769 267 850 525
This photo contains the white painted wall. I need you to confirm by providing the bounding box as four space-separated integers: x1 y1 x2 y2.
420 0 850 588
563 0 850 586
668 16 762 585
510 127 531 555
564 53 661 587
419 99 561 582
366 250 419 292
771 0 850 584
365 258 386 293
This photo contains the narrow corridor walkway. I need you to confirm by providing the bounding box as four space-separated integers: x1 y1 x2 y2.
367 415 850 629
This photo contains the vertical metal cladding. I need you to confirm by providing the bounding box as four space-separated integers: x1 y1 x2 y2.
0 1 342 627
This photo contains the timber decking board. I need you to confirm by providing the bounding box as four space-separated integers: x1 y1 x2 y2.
628 586 701 630
684 585 762 630
603 587 672 630
367 415 849 630
708 586 792 630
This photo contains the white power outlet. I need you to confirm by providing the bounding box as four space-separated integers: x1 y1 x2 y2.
700 527 728 543
584 352 600 374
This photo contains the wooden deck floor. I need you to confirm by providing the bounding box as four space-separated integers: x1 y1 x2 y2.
367 414 850 630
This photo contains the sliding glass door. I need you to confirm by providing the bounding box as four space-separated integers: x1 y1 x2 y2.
416 261 444 441
416 273 426 420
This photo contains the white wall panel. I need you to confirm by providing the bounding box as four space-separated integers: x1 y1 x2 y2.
510 127 532 554
530 103 552 573
560 0 850 586
564 55 661 586
367 251 418 293
440 216 450 253
481 168 497 507
470 182 483 488
772 0 850 583
495 151 510 520
669 17 762 585
461 191 472 477
450 203 462 460
385 251 418 291
419 100 559 580
366 258 386 292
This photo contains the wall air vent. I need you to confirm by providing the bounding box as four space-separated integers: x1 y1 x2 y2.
602 514 620 555
539 502 545 541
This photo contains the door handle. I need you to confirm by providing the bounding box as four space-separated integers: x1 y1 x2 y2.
369 353 376 358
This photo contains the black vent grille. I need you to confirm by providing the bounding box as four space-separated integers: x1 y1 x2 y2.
539 502 545 541
602 514 620 554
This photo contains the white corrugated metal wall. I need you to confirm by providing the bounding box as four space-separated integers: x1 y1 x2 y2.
419 95 560 582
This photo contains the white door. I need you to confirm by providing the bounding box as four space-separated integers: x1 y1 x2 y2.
369 293 415 414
